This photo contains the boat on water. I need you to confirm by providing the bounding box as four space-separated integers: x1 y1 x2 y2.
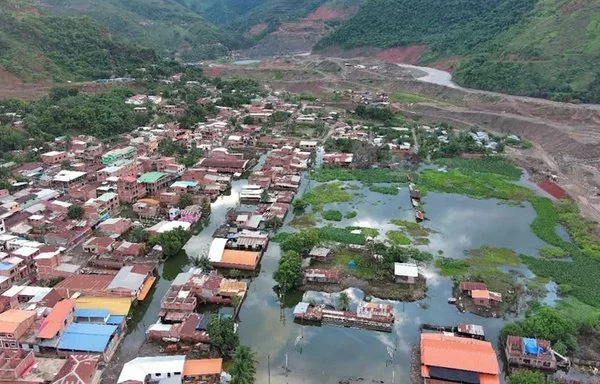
415 210 425 221
411 198 419 208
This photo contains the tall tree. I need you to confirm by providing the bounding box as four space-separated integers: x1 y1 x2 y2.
230 345 257 384
207 315 239 358
273 250 303 294
67 205 84 219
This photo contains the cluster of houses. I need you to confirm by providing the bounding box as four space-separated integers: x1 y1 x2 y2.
0 77 315 381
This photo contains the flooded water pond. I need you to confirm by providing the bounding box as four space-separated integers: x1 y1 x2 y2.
114 173 552 383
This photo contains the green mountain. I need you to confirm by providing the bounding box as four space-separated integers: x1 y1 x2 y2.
316 0 600 103
0 1 155 82
38 0 246 60
186 0 322 31
185 0 357 35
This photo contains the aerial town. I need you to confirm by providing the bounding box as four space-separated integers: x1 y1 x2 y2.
0 64 597 384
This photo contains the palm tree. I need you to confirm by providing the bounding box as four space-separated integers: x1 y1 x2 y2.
230 345 257 384
191 254 213 272
338 292 350 311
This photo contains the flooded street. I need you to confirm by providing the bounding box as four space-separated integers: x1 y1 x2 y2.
111 171 551 384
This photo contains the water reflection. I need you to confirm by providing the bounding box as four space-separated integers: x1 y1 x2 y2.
232 183 549 383
115 174 552 383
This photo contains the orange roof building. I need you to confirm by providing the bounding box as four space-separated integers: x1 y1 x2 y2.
183 358 222 383
218 250 261 270
420 333 500 384
0 309 37 341
37 299 76 340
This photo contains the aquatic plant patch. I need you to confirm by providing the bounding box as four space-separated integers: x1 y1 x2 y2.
310 167 407 183
322 210 343 221
369 185 400 195
386 230 412 245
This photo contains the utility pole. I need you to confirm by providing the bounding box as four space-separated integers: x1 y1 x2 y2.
268 354 271 384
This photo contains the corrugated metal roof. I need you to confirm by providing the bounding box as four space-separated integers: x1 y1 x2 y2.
420 333 500 376
65 323 117 336
394 262 419 277
208 238 227 262
107 315 125 325
118 355 186 384
58 332 111 353
58 323 117 352
106 266 146 291
76 296 132 316
74 309 110 319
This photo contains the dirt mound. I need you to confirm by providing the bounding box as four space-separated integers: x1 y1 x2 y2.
0 66 50 100
246 23 268 37
305 6 350 20
374 45 428 64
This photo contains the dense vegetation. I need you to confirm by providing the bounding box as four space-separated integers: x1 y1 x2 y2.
41 0 245 61
185 0 329 34
0 2 156 81
501 305 578 354
316 0 600 102
14 88 149 139
273 250 303 293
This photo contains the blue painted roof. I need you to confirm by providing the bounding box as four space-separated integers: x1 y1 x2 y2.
64 323 117 336
58 322 117 352
106 315 125 325
58 332 111 352
0 262 13 271
74 309 110 319
171 180 198 188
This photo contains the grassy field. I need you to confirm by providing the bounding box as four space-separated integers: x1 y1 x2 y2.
392 92 431 103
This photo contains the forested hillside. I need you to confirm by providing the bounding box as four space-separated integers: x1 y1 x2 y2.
0 2 155 82
186 0 353 34
39 0 246 60
317 0 600 103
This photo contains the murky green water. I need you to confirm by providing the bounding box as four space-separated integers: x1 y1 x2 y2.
116 171 551 383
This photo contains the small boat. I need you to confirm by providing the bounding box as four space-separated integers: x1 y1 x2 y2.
415 210 425 221
411 198 419 208
447 298 457 304
409 183 415 192
410 189 421 200
407 174 413 183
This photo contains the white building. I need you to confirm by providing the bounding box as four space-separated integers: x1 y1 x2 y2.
118 355 186 383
